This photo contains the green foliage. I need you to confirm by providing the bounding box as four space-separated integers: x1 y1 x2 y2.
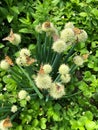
0 0 98 129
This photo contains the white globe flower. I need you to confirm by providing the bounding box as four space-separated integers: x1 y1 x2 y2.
18 90 27 100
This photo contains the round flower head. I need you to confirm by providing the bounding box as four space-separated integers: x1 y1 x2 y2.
43 64 52 74
35 73 52 89
73 55 84 66
16 57 22 66
2 29 21 46
11 105 18 113
64 22 74 29
52 39 67 53
18 90 27 100
49 83 65 99
0 117 12 130
60 28 75 45
75 29 88 43
42 21 55 33
61 74 71 83
59 64 70 74
0 59 10 70
26 95 31 101
16 56 27 66
19 48 31 57
12 33 21 45
35 24 42 33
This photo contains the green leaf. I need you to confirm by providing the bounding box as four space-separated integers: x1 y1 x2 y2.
53 112 61 121
0 43 4 48
19 28 32 33
7 15 14 23
28 44 36 51
32 119 39 127
54 103 62 111
85 120 96 130
91 9 98 17
11 6 20 14
85 111 93 121
20 99 27 107
16 125 23 130
40 118 47 129
79 12 87 17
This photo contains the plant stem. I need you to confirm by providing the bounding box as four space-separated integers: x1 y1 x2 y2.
52 53 61 68
64 43 76 63
43 35 48 62
36 34 41 66
70 64 78 74
54 74 61 82
18 66 43 99
10 108 21 121
63 91 82 98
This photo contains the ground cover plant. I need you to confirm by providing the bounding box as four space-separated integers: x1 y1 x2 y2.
0 0 98 130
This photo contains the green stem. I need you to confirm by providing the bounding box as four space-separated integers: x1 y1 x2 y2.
51 52 56 64
63 91 82 98
70 64 78 74
64 43 76 63
36 34 41 66
10 108 21 121
18 66 43 99
52 53 61 68
46 37 52 63
54 74 61 82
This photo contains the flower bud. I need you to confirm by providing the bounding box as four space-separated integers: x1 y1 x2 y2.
59 64 70 74
0 60 10 70
73 55 84 66
52 39 67 53
18 90 27 100
35 74 52 89
43 64 52 74
11 105 18 113
49 83 65 99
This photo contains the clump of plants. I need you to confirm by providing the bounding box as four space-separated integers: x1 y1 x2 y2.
0 21 89 129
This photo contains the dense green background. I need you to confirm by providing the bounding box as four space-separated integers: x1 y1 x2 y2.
0 0 98 129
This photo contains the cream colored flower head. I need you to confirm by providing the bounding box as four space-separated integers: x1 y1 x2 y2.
26 95 31 101
60 28 75 45
18 90 27 100
35 73 52 89
35 24 42 33
2 29 21 46
0 60 10 70
0 117 12 130
16 56 27 66
49 82 65 99
16 57 22 66
75 30 88 43
43 64 52 74
73 55 84 66
52 39 67 53
64 22 74 29
11 105 18 113
59 64 70 74
19 48 31 57
61 74 71 83
42 21 55 32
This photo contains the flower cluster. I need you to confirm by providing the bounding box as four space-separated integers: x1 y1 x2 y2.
35 64 65 99
59 64 71 83
60 22 88 45
0 21 88 100
18 89 31 101
16 48 36 66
